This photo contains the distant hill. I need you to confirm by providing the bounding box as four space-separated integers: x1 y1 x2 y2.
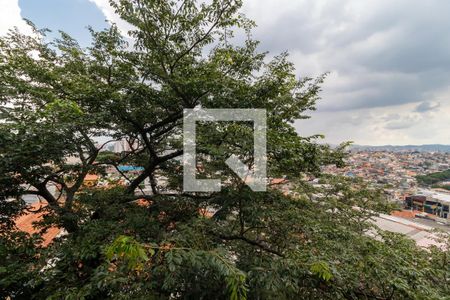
350 144 450 153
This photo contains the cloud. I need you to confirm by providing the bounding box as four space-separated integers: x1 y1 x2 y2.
296 99 450 145
243 0 450 112
414 101 441 113
383 114 417 130
0 0 32 36
87 0 134 34
243 0 450 144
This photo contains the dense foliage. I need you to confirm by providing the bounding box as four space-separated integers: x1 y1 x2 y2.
1 0 449 299
416 169 450 186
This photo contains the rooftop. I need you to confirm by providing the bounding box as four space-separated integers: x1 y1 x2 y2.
417 189 450 204
14 201 61 247
373 213 445 248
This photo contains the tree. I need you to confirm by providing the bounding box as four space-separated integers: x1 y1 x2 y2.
0 0 449 299
416 169 450 186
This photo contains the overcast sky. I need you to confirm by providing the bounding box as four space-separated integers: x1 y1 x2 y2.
1 0 449 146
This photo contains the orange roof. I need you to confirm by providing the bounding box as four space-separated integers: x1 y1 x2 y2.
270 178 288 185
14 201 61 247
84 174 99 181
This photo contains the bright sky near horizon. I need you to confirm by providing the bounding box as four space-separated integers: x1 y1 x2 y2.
1 0 449 146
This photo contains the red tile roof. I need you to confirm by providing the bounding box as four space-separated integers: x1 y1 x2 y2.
14 201 61 247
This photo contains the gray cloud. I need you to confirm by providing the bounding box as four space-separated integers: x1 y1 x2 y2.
243 0 450 113
241 0 450 145
415 101 441 113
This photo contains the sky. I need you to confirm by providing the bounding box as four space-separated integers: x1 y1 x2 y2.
1 0 449 146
